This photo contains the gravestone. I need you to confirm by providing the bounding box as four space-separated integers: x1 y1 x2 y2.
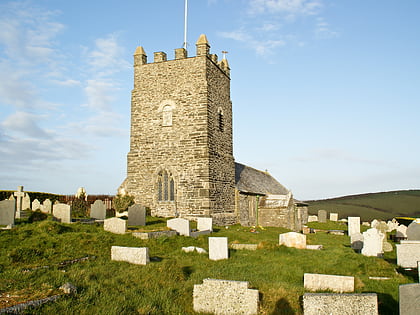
197 217 213 232
104 217 126 234
41 199 52 214
307 215 318 222
407 221 420 240
350 232 364 251
330 213 338 222
348 217 360 237
396 225 408 238
361 228 384 257
13 186 25 219
53 203 72 223
399 283 420 315
303 293 378 315
0 200 15 226
318 210 327 223
371 219 380 228
111 246 149 265
32 199 41 211
90 200 106 220
209 237 228 260
127 204 146 226
304 273 354 293
387 219 398 232
396 241 420 268
22 194 31 211
193 279 259 315
279 232 306 249
167 218 190 236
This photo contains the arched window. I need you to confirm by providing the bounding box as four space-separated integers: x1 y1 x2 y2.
217 108 224 132
157 170 175 202
162 105 173 126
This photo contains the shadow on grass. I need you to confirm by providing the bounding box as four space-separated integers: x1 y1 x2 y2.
395 267 418 282
150 256 163 263
182 266 194 279
270 297 295 315
376 292 398 315
147 218 166 226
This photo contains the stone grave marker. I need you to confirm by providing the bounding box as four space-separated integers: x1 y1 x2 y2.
361 228 384 257
193 279 258 315
399 283 420 315
407 221 420 240
104 217 126 234
90 200 106 220
32 199 41 211
13 186 25 219
41 199 52 214
197 217 213 232
396 225 408 238
22 193 31 211
350 232 364 252
279 232 306 249
329 213 338 222
53 203 72 223
318 210 327 223
348 217 360 237
387 219 398 232
0 200 15 226
209 237 228 260
396 241 420 268
127 204 146 226
304 273 354 293
111 246 149 265
371 219 380 228
307 215 318 222
303 293 378 315
167 218 190 236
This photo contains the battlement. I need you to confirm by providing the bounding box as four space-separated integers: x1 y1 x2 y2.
133 34 230 76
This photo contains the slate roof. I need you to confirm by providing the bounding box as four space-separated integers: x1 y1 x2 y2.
235 162 290 196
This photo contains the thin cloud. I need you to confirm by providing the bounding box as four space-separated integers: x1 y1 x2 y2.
248 0 323 16
1 111 51 139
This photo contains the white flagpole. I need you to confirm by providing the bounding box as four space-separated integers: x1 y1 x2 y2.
183 0 188 49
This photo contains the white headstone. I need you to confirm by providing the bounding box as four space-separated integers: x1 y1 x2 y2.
127 204 146 226
197 217 213 232
111 246 149 265
22 193 31 211
361 228 384 257
104 217 126 234
396 225 408 238
330 213 338 222
53 203 72 223
13 186 25 219
371 219 380 228
167 218 190 236
90 200 106 220
396 240 420 268
348 217 360 237
279 232 306 249
32 199 41 211
308 215 318 222
318 210 327 223
41 199 52 214
304 273 354 293
209 237 228 260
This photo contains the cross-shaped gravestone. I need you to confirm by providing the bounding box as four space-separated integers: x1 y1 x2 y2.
13 186 25 219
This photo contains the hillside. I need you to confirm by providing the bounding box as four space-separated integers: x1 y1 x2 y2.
305 190 420 221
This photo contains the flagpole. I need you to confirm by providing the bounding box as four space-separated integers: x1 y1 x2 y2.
183 0 188 49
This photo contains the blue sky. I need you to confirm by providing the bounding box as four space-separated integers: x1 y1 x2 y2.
0 0 419 200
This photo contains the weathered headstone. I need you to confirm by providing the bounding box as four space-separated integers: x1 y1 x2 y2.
407 221 420 241
361 228 384 257
197 217 213 232
111 246 149 265
32 199 41 211
348 217 360 237
0 200 15 226
318 210 327 223
52 203 72 224
127 204 146 226
396 240 420 268
167 218 190 236
279 232 306 249
104 217 126 234
304 273 354 293
330 213 338 222
350 232 364 251
90 200 106 220
387 219 398 232
307 215 318 222
13 186 25 219
371 219 380 228
209 237 228 260
193 279 259 315
303 293 378 315
399 283 420 315
396 225 408 238
41 199 52 214
22 194 31 211
375 221 388 234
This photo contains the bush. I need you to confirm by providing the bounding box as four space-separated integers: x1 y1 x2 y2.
113 194 135 213
72 192 89 218
28 210 48 223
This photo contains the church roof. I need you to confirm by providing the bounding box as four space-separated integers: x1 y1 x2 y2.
235 162 290 196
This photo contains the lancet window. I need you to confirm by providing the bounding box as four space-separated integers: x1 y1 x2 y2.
157 170 175 202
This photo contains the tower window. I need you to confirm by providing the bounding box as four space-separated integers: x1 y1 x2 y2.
162 105 173 126
218 109 224 132
158 170 175 202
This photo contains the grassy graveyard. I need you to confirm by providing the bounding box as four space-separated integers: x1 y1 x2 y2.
0 217 415 314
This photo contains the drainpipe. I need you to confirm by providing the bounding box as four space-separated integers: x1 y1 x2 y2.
256 195 260 227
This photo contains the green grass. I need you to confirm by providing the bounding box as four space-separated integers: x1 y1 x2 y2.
0 217 414 314
306 189 420 221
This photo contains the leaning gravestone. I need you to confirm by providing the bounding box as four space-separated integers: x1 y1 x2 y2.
167 218 190 236
209 237 228 260
348 217 360 237
0 200 15 226
350 232 364 252
361 228 384 257
279 232 306 249
193 279 259 315
41 199 52 214
318 210 327 223
32 199 41 211
399 283 420 315
127 204 146 226
197 217 213 232
52 203 72 224
104 217 126 234
406 221 420 241
90 200 106 220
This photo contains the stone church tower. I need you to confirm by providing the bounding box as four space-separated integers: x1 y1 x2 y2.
120 34 236 224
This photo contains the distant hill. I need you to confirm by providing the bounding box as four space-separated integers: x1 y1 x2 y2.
305 190 420 222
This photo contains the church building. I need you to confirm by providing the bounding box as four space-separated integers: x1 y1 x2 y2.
119 34 307 230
